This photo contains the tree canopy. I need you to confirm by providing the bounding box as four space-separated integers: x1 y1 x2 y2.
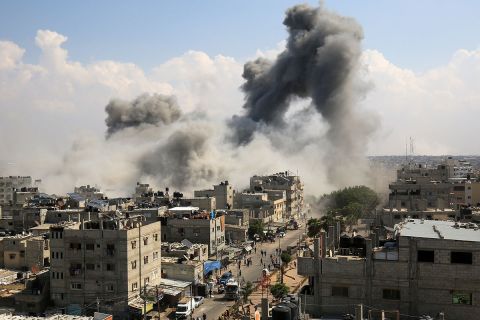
248 220 264 239
270 283 289 299
308 186 379 237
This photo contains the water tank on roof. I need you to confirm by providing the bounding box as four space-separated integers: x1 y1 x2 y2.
352 235 365 248
339 234 352 248
272 305 291 320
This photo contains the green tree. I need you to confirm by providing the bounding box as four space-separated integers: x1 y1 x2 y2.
307 218 322 237
270 283 289 299
241 281 254 304
248 220 264 239
280 252 292 265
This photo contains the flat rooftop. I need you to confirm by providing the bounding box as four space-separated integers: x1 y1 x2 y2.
397 219 480 242
168 206 199 211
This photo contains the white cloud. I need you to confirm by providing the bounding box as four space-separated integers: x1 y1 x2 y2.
362 49 480 155
1 29 479 196
0 41 24 70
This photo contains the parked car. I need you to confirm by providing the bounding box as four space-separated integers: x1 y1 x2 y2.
175 297 195 319
219 272 233 285
194 296 205 307
278 231 286 238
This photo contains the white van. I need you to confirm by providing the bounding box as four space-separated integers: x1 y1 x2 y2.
175 297 195 319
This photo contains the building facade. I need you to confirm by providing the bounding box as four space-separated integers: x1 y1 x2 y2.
298 219 480 319
49 217 162 317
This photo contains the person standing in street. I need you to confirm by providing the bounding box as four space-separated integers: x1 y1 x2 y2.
203 313 207 320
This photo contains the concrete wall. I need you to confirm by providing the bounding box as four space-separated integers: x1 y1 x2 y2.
298 235 480 319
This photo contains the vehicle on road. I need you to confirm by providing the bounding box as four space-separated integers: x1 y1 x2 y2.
219 272 233 285
278 231 286 238
224 279 240 300
194 296 204 307
175 297 195 319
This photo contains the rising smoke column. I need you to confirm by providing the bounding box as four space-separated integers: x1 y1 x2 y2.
230 3 375 186
105 93 182 137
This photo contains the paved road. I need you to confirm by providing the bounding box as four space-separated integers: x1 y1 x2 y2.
195 227 306 320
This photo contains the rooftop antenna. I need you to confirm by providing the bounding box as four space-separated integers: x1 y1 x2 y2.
405 137 408 163
409 137 415 158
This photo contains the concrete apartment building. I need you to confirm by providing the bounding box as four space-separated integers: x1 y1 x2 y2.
73 185 104 202
0 176 33 205
298 219 480 319
388 162 452 210
0 234 49 270
49 216 162 317
161 256 204 285
194 181 234 210
234 192 285 223
161 208 225 256
249 171 304 219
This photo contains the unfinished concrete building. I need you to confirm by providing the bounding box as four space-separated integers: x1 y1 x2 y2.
250 171 303 219
49 216 162 317
298 219 480 319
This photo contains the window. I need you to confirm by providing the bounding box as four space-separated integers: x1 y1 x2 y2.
131 260 137 270
131 241 137 249
144 256 149 264
417 250 434 263
106 284 114 292
451 251 472 264
70 283 82 290
86 263 95 270
106 263 115 271
9 253 16 260
86 243 95 251
132 282 138 291
153 234 158 241
144 277 150 285
394 214 401 219
20 250 25 257
153 252 159 260
106 244 115 256
143 237 149 245
331 286 349 297
453 292 472 305
383 289 400 300
70 243 81 250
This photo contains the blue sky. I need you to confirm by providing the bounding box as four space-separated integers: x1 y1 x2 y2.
1 0 479 72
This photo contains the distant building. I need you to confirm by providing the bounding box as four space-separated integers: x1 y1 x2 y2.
298 219 480 319
234 192 285 223
0 176 33 205
49 216 162 317
250 171 303 219
194 181 234 210
161 208 225 255
180 197 216 211
0 234 49 270
73 185 104 202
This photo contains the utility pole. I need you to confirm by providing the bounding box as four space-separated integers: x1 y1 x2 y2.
156 285 161 319
143 286 147 320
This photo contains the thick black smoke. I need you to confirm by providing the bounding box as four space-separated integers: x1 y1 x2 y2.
230 3 374 186
105 93 181 137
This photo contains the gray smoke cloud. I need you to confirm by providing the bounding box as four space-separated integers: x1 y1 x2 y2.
139 127 219 190
105 93 181 137
230 4 376 186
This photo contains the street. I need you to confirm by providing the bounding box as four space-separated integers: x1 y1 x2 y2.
193 227 306 320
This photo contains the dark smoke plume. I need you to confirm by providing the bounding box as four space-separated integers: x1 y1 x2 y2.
105 93 181 137
139 128 218 190
230 3 374 186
